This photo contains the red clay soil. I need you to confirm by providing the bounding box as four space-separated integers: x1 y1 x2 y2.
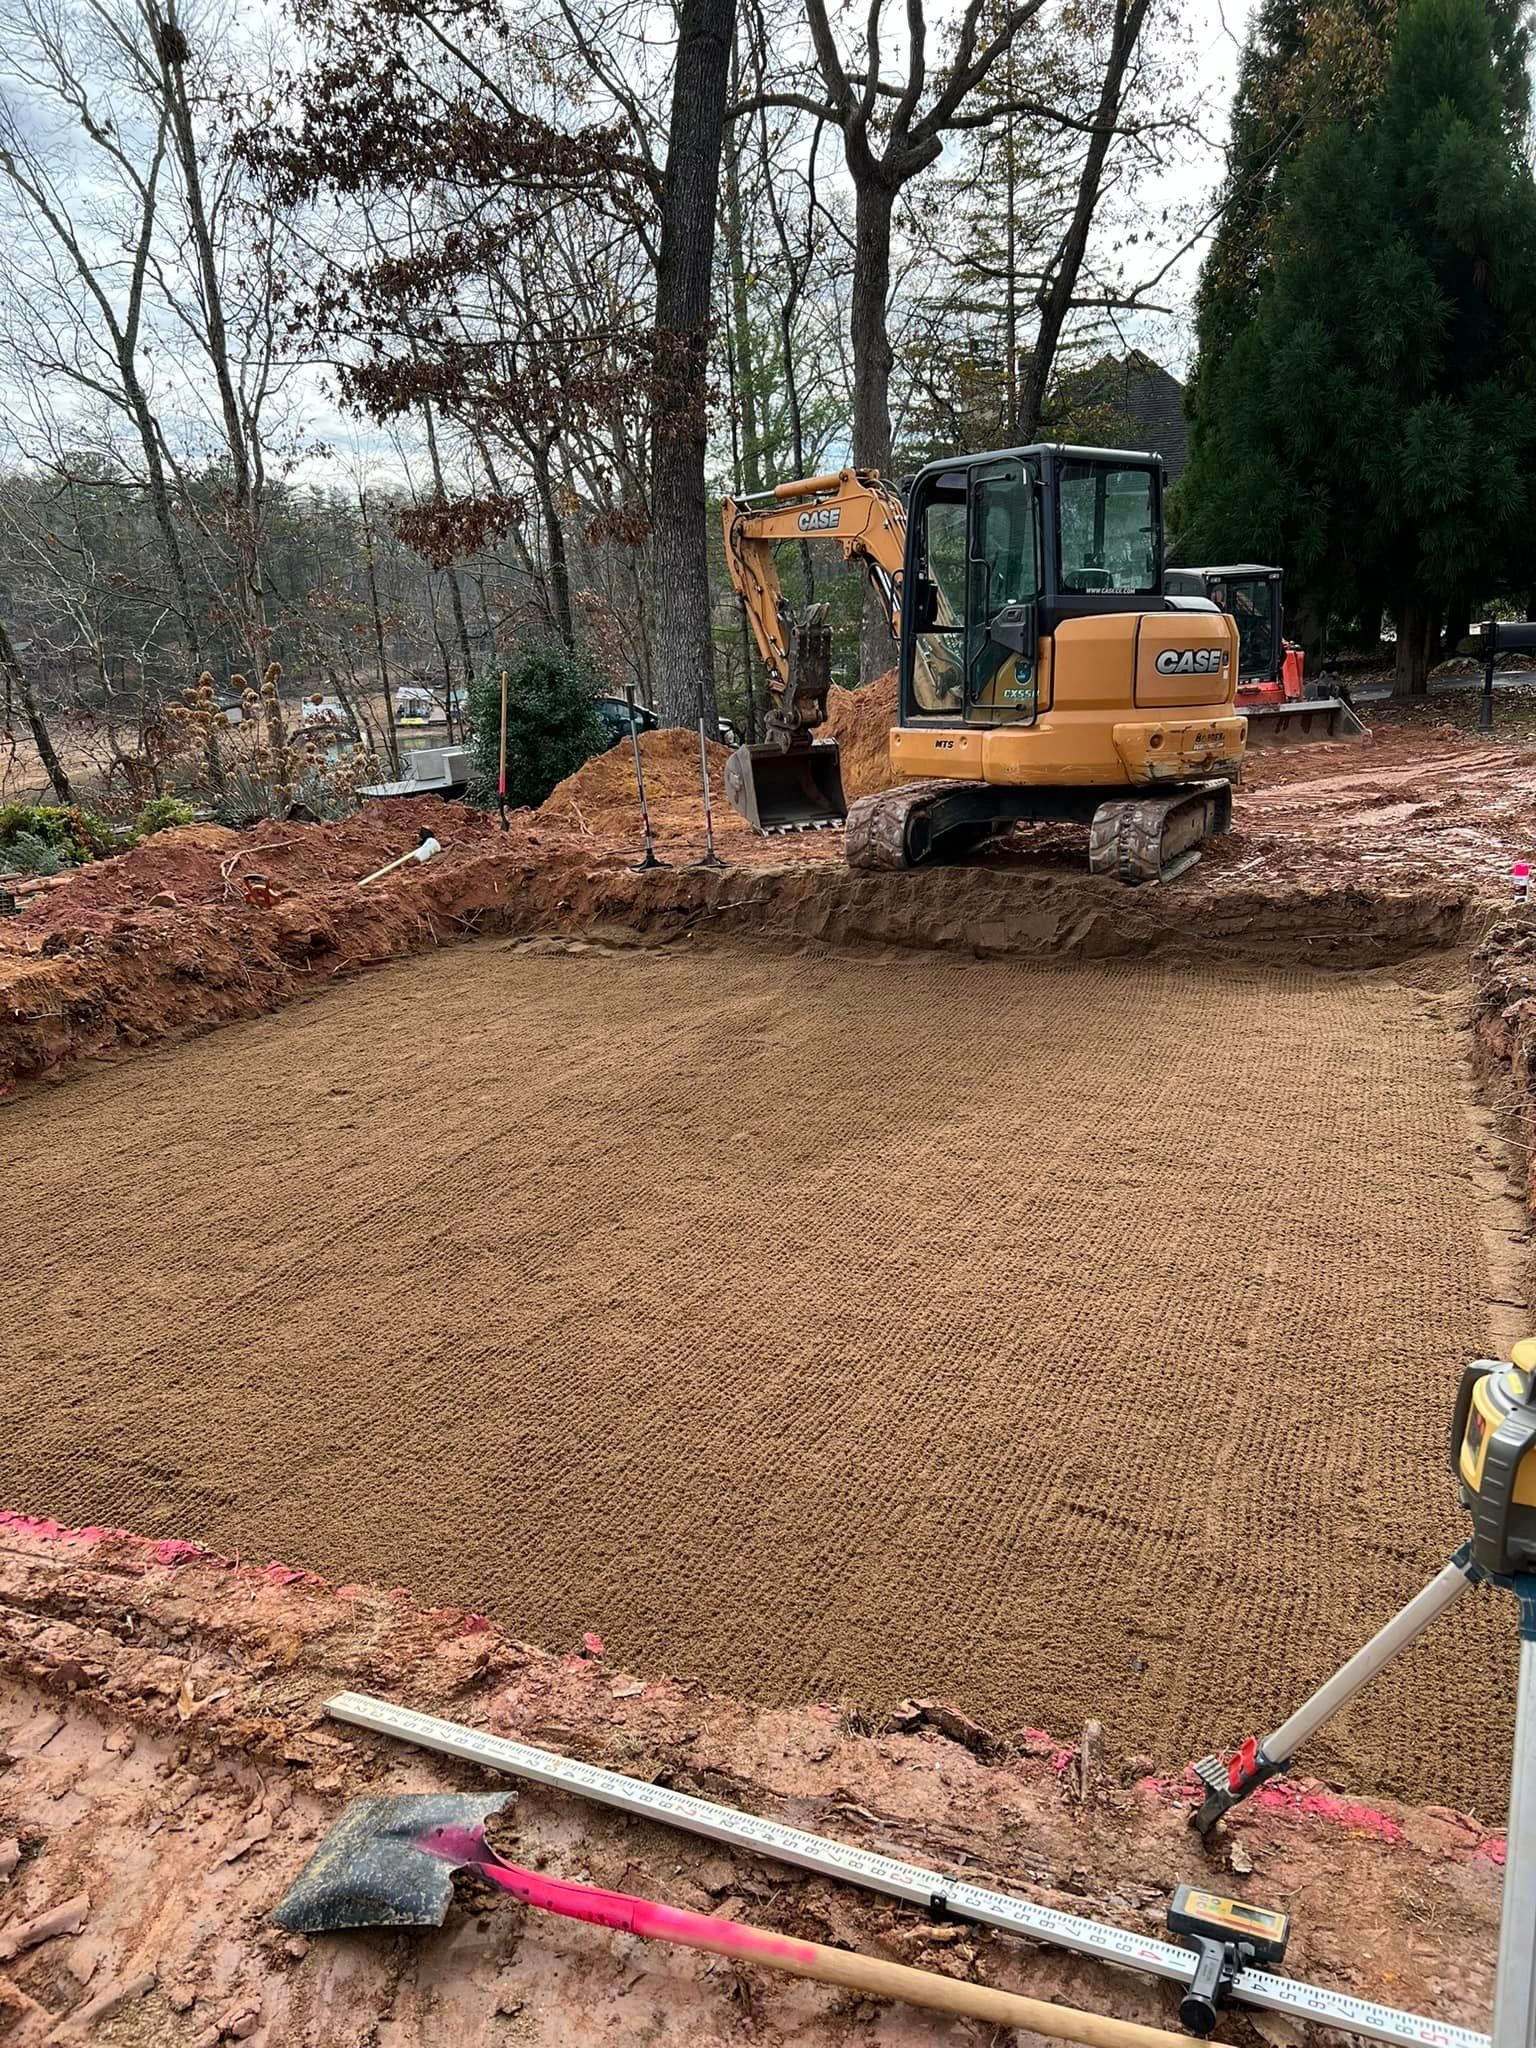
0 1517 1508 2046
1471 909 1536 1205
824 668 901 799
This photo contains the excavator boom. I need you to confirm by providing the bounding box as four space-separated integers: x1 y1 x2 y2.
720 470 907 832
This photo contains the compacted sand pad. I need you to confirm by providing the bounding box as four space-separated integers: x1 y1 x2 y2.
2 940 1508 1806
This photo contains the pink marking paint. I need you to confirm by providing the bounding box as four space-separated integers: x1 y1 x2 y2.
1248 1781 1403 1840
416 1824 822 1969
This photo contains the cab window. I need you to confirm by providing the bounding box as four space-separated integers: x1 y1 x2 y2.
1058 462 1157 594
911 489 966 712
966 463 1039 718
1227 578 1277 679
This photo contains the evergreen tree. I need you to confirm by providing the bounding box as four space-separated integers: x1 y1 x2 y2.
1178 0 1536 694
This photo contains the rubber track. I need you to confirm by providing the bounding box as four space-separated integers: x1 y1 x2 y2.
1087 785 1228 886
844 781 956 870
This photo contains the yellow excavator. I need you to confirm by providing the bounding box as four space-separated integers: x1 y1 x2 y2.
721 446 1247 882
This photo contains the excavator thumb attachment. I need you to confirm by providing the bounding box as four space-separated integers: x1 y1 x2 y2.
723 738 847 833
1242 697 1367 746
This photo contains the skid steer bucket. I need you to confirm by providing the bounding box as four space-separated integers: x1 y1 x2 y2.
1241 697 1367 747
723 738 848 833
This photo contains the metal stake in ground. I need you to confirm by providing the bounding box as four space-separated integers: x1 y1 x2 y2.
497 667 510 832
693 716 725 870
627 687 667 872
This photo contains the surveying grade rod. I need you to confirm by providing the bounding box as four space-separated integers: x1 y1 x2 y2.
1495 1612 1536 2048
696 716 724 867
326 1691 1486 2048
627 687 665 871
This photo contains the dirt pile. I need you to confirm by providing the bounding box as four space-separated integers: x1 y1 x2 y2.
3 800 493 936
0 1516 1504 2047
4 716 1535 1097
823 666 899 798
541 726 742 828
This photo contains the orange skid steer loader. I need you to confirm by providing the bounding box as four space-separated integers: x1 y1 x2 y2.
1163 566 1365 746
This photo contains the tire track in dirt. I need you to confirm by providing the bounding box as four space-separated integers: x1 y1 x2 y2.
0 940 1513 1807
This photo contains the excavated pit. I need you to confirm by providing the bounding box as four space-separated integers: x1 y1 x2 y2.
2 935 1524 1815
9 718 1536 2046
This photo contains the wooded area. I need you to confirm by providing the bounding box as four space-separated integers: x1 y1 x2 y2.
2 0 1534 809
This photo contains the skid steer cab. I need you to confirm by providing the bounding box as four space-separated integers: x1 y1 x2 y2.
1164 564 1365 747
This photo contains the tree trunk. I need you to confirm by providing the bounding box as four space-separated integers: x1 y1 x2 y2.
155 0 267 661
1 616 75 805
360 493 402 774
649 0 734 728
724 131 763 494
851 176 897 682
530 438 576 650
1016 0 1151 443
1393 598 1435 697
422 403 476 727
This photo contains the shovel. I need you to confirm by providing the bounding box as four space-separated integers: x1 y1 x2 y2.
273 1796 1192 2048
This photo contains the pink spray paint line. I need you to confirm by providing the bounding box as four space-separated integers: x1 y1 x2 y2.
417 1823 821 1970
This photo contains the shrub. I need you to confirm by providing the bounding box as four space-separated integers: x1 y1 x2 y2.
0 802 115 867
1 830 68 877
467 645 609 813
134 796 196 837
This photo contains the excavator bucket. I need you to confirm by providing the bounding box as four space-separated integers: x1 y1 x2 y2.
1240 697 1367 747
723 739 848 834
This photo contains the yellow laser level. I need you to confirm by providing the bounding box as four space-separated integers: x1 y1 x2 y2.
1166 1886 1290 2036
1453 1342 1536 1573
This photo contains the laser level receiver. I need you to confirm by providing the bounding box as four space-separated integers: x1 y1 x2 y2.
1187 1340 1536 2048
1166 1887 1290 2036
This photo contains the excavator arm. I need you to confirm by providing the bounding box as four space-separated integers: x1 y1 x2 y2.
719 469 907 832
722 468 907 713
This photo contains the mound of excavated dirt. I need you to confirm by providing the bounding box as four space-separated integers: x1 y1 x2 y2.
542 727 740 823
823 667 899 799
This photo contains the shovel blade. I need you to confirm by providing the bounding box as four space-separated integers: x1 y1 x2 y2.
272 1792 516 1933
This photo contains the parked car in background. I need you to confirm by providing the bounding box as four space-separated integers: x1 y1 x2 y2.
593 695 659 748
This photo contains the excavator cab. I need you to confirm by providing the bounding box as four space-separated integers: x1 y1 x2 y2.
721 449 1247 881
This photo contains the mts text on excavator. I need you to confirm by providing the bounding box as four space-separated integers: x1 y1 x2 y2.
721 445 1246 884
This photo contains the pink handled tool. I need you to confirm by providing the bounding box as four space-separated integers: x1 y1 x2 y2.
415 1822 1192 2048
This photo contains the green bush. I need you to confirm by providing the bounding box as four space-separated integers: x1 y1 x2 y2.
466 645 609 813
133 796 196 837
0 802 114 867
1 830 68 877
